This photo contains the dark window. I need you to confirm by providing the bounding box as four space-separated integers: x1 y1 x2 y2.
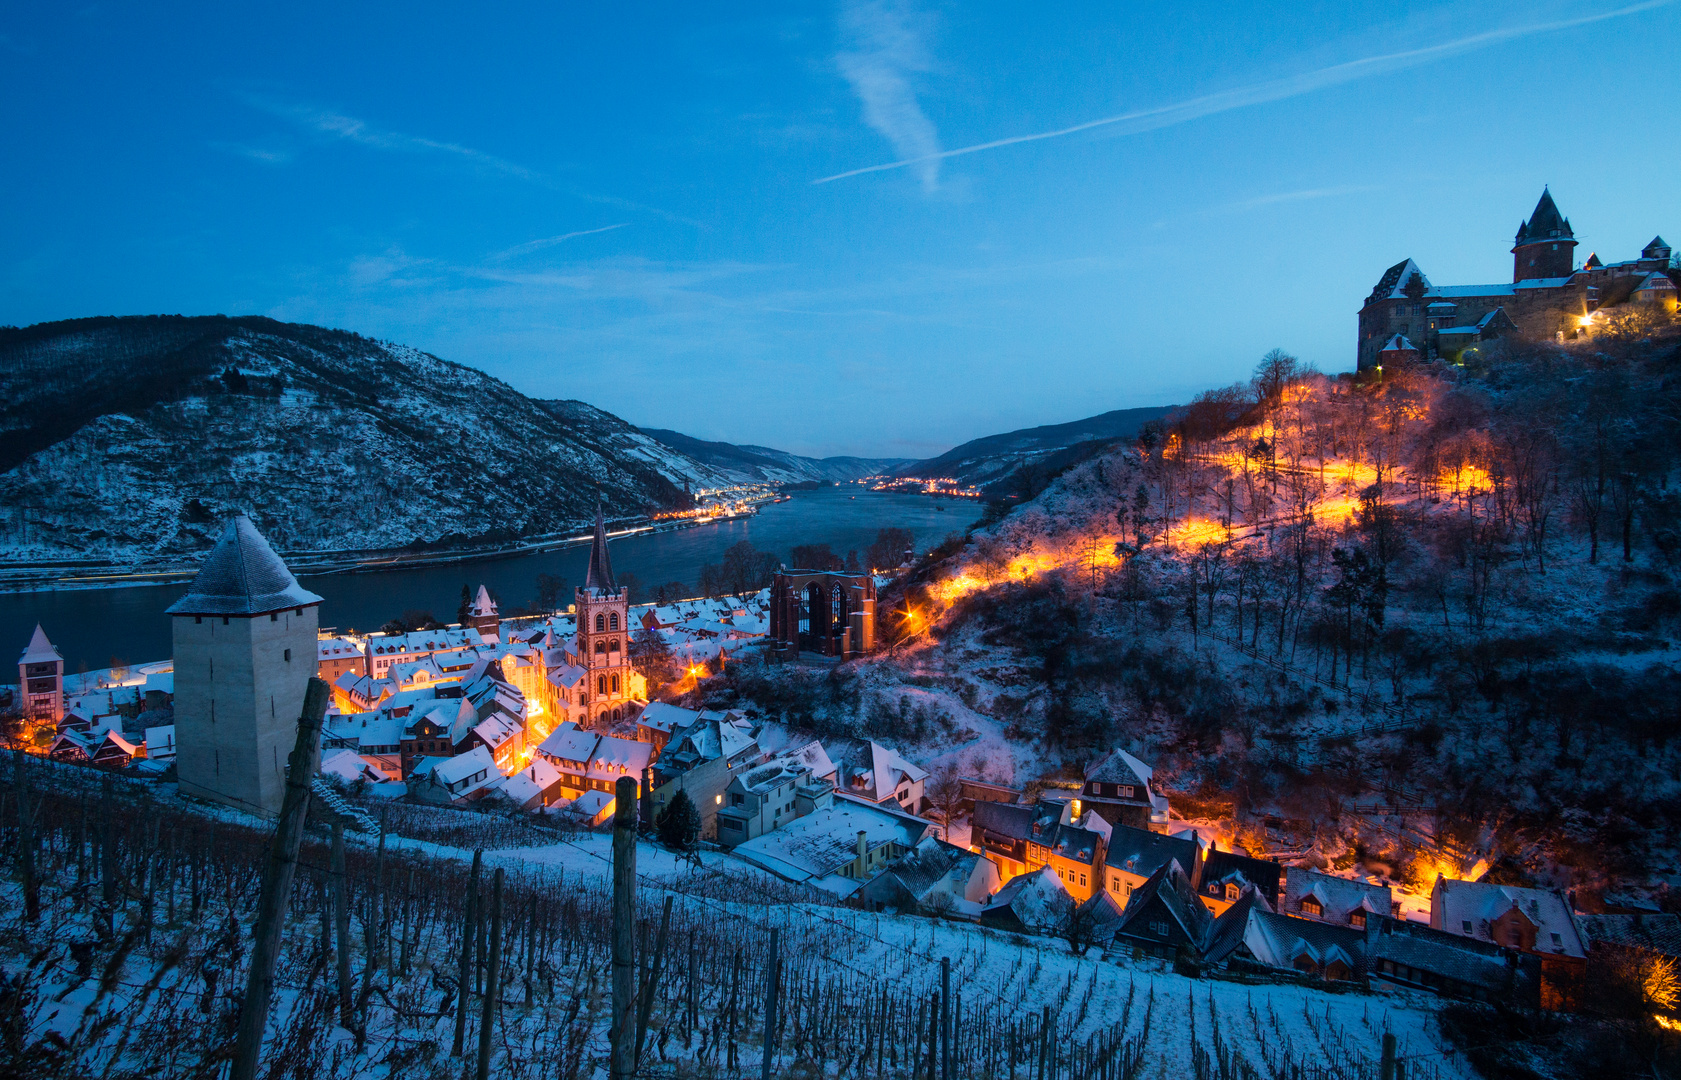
283 649 291 662
195 616 202 624
222 617 230 626
609 612 619 631
270 612 278 622
595 614 606 632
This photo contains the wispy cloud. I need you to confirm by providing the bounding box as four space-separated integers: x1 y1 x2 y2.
487 224 629 261
815 0 1672 185
1225 185 1381 211
213 142 293 165
834 0 943 191
246 96 536 179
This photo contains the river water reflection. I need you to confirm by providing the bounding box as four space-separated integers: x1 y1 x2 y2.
1 489 982 673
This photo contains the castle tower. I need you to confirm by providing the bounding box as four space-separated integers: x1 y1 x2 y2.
17 625 64 725
167 516 323 818
1512 188 1577 282
574 506 642 726
469 584 500 643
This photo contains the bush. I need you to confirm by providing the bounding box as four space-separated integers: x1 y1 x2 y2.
657 790 701 851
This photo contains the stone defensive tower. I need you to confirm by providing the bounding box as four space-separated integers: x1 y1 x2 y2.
167 516 323 818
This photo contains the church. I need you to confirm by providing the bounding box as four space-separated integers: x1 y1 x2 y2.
1357 189 1675 370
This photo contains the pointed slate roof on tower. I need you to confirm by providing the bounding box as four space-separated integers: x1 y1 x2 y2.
584 504 618 595
470 585 498 617
19 624 63 665
1514 187 1572 245
165 515 324 616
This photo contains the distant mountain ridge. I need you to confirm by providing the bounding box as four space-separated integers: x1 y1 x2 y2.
637 427 908 484
897 405 1177 494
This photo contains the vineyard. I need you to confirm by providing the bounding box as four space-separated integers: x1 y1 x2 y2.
0 746 1481 1079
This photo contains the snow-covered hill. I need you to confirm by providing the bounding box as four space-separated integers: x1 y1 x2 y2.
0 316 728 561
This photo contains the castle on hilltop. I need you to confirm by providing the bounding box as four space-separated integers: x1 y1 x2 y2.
1357 188 1676 370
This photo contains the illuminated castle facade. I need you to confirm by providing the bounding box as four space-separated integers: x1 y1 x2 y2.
1357 189 1676 370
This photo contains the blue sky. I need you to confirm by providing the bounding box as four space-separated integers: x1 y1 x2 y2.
3 1 1677 457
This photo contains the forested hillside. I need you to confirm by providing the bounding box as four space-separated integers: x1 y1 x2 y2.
704 309 1681 910
0 316 715 561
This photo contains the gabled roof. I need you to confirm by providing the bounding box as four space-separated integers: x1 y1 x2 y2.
1514 187 1572 245
1203 885 1272 964
1380 334 1416 353
1285 867 1391 924
433 744 496 787
1636 271 1677 291
18 624 62 665
1369 258 1431 301
538 721 600 764
1643 235 1671 258
1433 878 1585 957
166 515 323 616
1084 747 1153 788
1116 858 1213 947
982 866 1074 932
584 504 618 594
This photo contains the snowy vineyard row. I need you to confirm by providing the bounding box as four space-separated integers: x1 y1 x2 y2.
0 753 1462 1078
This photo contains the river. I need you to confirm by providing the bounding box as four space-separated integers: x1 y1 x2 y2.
2 489 983 674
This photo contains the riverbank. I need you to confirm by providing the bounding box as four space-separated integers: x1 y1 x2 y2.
0 509 763 594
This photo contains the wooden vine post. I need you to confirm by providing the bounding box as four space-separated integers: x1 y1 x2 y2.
609 775 638 1080
476 866 505 1080
228 676 329 1080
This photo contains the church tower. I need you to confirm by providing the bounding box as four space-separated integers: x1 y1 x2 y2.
167 516 323 818
574 507 643 726
468 585 500 643
17 625 64 725
1512 188 1577 282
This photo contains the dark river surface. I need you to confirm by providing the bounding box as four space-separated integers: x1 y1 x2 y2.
2 489 983 674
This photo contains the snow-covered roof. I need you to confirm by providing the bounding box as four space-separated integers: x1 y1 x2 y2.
143 725 176 755
1380 334 1417 353
981 866 1073 932
473 714 522 751
495 757 562 807
1636 271 1677 291
433 745 496 788
1085 746 1153 787
1432 879 1585 957
538 722 600 764
470 585 497 617
730 796 930 882
318 636 365 659
1284 868 1391 924
826 737 925 801
638 701 701 735
166 515 324 616
18 624 62 665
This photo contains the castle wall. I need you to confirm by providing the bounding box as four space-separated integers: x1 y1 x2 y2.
173 605 318 818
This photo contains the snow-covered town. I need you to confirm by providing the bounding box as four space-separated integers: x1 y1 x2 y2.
5 473 1677 1078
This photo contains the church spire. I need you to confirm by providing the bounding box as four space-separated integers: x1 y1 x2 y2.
584 503 618 594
